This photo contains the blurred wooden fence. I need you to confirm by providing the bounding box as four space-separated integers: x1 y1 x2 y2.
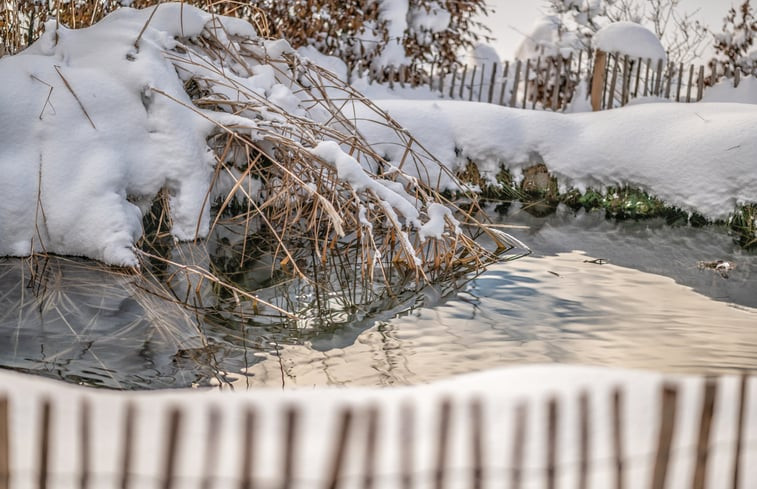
0 374 753 489
369 54 756 112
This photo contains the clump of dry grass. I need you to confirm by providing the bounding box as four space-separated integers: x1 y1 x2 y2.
1 3 528 329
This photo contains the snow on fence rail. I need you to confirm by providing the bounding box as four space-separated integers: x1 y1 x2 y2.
368 54 756 112
0 372 753 489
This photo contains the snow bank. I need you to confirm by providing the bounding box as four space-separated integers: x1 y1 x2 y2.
701 76 757 104
1 3 461 269
353 100 757 220
2 366 755 489
593 21 666 62
0 5 230 266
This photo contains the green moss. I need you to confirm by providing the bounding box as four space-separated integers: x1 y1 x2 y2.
729 204 757 249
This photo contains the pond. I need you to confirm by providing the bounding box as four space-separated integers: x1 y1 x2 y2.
1 205 756 390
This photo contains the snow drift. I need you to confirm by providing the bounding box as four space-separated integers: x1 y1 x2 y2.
0 3 512 277
353 100 757 221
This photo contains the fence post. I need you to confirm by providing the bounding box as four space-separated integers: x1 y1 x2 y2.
521 59 531 109
449 66 457 99
488 62 497 103
650 385 678 489
509 60 522 107
692 379 717 489
697 65 705 101
607 53 620 108
469 65 478 101
591 49 607 111
499 61 510 106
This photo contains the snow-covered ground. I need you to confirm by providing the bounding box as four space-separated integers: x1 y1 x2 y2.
352 99 756 221
1 4 755 266
2 366 755 489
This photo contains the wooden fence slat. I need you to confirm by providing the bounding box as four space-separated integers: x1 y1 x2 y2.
522 59 531 109
621 55 630 106
613 389 624 489
531 57 542 109
325 409 353 489
552 57 562 110
477 62 486 102
79 400 91 489
510 60 522 107
591 50 607 111
200 406 221 489
605 53 620 109
676 62 684 101
120 404 136 489
459 64 467 99
731 375 749 489
470 399 484 489
511 403 527 489
238 408 255 489
0 398 8 489
488 62 497 103
362 407 379 489
735 68 741 88
434 400 452 489
468 65 477 101
650 385 678 489
692 379 718 489
449 66 457 99
162 408 183 489
686 64 695 103
499 61 510 106
697 65 705 101
633 57 642 98
547 398 558 489
643 58 651 97
428 62 434 91
578 392 590 489
399 403 414 489
38 400 51 489
665 62 674 99
654 59 662 97
282 407 299 489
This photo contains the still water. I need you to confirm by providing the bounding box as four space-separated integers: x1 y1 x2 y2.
1 206 756 389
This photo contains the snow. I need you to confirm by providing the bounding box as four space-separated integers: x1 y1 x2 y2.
464 43 501 67
0 3 447 267
1 366 755 489
701 76 757 104
592 21 667 62
0 4 224 266
354 100 756 220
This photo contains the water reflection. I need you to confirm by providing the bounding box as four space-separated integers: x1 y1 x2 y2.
242 251 757 387
1 207 756 389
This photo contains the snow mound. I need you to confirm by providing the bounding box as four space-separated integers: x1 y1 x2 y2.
702 76 757 104
1 3 481 270
593 21 666 62
357 100 757 220
0 4 226 266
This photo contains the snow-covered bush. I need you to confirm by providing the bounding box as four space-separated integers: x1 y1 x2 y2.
0 0 491 79
712 0 757 76
526 0 707 66
0 3 522 319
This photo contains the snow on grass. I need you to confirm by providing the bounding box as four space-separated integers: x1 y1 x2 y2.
352 99 757 221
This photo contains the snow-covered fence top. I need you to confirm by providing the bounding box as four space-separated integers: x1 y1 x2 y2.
0 367 755 489
368 54 756 112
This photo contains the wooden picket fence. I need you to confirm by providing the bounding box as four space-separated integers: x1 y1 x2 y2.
368 53 757 112
0 374 753 489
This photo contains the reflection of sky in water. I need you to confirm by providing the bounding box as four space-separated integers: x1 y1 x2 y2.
1 207 756 389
